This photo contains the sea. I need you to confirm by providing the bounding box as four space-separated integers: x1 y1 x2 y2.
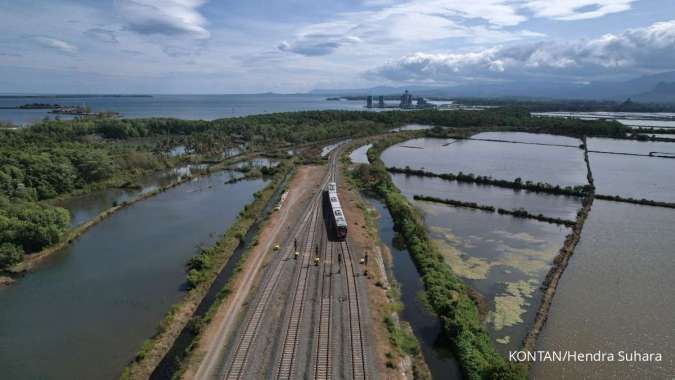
0 94 365 126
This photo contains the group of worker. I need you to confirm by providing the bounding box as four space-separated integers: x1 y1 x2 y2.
286 238 368 275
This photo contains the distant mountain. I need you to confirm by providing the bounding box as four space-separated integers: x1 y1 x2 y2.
311 71 675 103
632 82 675 103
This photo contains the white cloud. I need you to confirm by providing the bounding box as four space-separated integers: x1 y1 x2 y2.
116 0 210 39
368 19 675 83
277 0 640 57
523 0 636 21
33 36 78 54
84 28 119 44
278 0 532 57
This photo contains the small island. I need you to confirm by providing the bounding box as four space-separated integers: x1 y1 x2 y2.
0 103 120 118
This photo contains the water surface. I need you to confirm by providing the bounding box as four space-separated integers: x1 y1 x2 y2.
366 197 462 379
381 138 587 186
0 172 266 380
0 94 365 126
413 200 569 353
587 137 675 155
349 144 373 164
56 165 210 227
390 173 581 220
589 153 675 202
532 200 675 379
472 132 580 146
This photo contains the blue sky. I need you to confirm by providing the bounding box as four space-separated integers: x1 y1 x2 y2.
0 0 674 93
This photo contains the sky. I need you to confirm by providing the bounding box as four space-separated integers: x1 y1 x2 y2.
0 0 674 94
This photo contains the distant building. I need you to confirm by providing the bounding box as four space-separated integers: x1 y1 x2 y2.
378 96 385 108
366 95 373 108
400 90 413 108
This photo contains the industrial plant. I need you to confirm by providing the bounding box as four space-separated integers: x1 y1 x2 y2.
365 90 436 109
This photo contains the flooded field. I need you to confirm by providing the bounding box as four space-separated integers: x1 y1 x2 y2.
589 153 675 202
366 197 462 379
349 143 373 164
587 137 675 155
381 137 587 186
0 172 267 380
413 199 569 353
390 173 581 220
532 200 675 379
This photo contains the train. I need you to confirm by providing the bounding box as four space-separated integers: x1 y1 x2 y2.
325 181 348 239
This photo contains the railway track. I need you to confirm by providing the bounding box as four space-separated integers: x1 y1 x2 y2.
224 193 320 380
340 239 367 380
276 202 321 379
222 145 368 380
313 216 334 380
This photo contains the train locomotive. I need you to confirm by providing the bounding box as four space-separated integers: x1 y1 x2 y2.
325 182 348 239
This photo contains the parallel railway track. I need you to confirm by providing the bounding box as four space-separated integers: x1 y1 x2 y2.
221 145 368 380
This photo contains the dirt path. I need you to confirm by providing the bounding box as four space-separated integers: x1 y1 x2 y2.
183 165 325 379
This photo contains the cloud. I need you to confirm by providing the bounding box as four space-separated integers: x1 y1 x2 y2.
367 20 675 83
523 0 636 21
116 0 210 39
277 0 639 58
84 28 119 44
277 0 530 57
278 34 361 56
33 36 78 54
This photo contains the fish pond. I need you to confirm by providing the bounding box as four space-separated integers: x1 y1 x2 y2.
381 136 587 187
412 199 569 353
389 173 581 220
589 153 675 202
532 200 675 379
587 137 675 155
0 171 267 380
55 165 211 228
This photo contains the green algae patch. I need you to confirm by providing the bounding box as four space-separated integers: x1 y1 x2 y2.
433 239 494 280
488 280 538 331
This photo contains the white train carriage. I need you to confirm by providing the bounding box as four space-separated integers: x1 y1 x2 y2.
326 182 348 239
